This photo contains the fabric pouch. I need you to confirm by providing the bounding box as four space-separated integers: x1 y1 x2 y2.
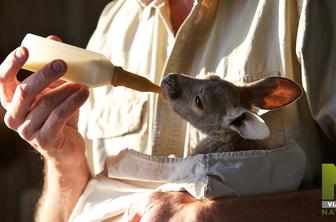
69 141 306 222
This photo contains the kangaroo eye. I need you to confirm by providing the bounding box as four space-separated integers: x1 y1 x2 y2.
195 96 203 109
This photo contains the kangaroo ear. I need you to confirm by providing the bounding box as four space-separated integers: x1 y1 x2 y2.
227 110 270 140
241 77 302 110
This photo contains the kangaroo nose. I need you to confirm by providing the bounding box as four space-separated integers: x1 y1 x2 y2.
162 74 178 86
161 74 182 99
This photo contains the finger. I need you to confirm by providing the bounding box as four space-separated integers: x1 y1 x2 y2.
37 35 65 90
36 79 67 104
47 35 62 42
48 79 67 89
36 87 89 149
0 47 28 108
4 60 67 130
128 213 142 222
17 83 83 141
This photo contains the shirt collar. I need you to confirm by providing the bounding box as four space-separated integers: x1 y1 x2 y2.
136 0 216 36
138 0 201 8
137 0 168 7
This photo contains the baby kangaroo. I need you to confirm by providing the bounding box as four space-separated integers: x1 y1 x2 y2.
161 74 302 154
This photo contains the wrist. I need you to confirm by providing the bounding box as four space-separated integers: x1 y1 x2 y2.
45 154 91 187
36 158 90 222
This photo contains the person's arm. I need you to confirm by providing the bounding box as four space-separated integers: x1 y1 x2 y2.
35 153 90 221
0 40 90 222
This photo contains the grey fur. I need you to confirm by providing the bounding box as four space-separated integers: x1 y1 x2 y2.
160 74 302 154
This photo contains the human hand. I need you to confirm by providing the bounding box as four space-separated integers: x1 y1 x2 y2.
124 192 213 222
124 189 321 222
0 36 89 170
0 36 91 221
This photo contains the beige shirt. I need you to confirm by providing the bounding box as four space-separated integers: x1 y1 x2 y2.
73 0 335 220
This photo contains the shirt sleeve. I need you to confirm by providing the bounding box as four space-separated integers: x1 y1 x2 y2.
296 0 336 145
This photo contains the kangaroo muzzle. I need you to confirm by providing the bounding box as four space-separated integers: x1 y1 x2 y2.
161 74 182 100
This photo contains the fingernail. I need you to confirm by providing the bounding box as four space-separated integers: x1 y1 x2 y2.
15 47 25 59
51 60 65 73
76 87 89 102
80 87 89 97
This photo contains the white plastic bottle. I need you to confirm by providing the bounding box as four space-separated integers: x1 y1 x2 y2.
21 33 161 92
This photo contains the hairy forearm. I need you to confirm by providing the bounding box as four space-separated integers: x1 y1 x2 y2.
35 159 90 222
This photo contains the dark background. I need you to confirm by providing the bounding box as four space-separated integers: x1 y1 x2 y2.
0 0 111 221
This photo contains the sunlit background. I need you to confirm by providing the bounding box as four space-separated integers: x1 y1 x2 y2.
0 0 111 221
